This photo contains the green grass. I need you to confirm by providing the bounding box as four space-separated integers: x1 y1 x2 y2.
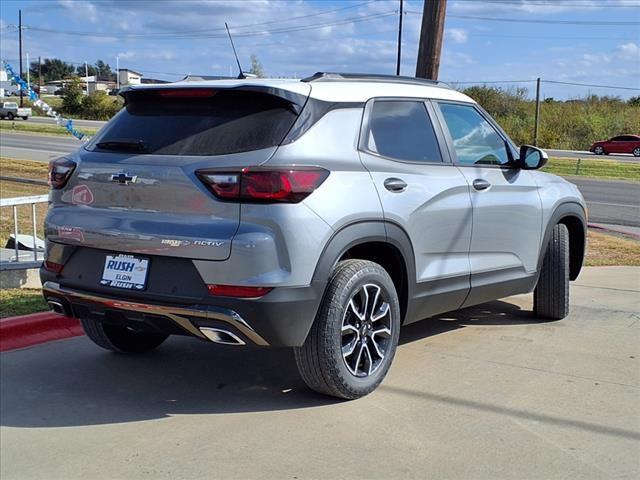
0 289 48 318
0 120 98 137
543 157 640 181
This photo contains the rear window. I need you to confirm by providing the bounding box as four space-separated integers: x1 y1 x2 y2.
87 89 299 156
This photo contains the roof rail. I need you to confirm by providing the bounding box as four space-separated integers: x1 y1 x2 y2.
301 72 450 88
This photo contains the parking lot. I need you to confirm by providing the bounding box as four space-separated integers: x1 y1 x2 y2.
1 266 639 479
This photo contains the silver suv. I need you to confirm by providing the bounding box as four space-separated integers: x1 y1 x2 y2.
42 73 587 399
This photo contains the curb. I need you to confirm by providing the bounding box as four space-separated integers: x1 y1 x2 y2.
0 311 83 352
588 223 640 241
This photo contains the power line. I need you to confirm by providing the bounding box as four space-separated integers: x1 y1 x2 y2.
441 13 640 25
22 8 396 40
449 79 640 91
452 0 640 7
542 79 640 91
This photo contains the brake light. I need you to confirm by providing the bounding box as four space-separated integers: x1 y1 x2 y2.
48 157 77 189
44 260 64 273
207 285 273 298
158 89 217 98
197 168 329 203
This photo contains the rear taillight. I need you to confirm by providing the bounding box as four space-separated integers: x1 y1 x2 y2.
207 285 273 298
44 260 64 273
48 158 77 189
196 167 329 204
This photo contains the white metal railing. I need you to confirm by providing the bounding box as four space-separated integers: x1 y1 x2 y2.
0 194 49 264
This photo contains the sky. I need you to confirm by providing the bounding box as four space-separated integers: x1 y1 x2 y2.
1 0 639 99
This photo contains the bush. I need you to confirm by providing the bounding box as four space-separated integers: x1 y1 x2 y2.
80 91 121 120
60 78 84 115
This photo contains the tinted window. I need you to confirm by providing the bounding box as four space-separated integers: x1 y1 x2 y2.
367 101 442 162
438 103 509 166
88 90 298 156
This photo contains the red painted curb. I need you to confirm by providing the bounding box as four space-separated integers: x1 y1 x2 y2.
0 311 83 352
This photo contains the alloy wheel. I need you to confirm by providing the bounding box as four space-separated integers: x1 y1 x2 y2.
341 283 393 377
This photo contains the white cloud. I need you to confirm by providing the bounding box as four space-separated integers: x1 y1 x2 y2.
446 28 468 44
617 42 640 61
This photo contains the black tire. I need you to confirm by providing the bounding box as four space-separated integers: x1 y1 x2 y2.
22 116 28 121
80 317 168 353
534 223 570 320
633 147 640 157
7 112 14 121
294 259 401 399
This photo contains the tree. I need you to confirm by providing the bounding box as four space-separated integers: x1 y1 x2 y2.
29 58 75 83
76 64 98 77
81 91 121 120
628 96 640 107
61 78 84 115
94 60 116 81
249 54 265 78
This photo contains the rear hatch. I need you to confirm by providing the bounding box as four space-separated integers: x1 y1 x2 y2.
46 84 310 261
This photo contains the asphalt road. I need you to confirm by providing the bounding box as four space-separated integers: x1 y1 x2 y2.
546 149 639 163
1 132 638 226
0 131 82 162
1 266 638 479
569 177 640 227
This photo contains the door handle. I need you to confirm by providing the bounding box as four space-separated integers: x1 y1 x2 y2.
472 179 491 191
384 178 407 193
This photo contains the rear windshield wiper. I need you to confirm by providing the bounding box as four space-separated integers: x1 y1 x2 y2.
95 138 148 153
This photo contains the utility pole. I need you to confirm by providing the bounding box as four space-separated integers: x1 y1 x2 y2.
18 9 23 106
396 0 404 76
415 0 447 80
38 56 42 93
85 61 89 95
533 77 541 146
116 56 120 90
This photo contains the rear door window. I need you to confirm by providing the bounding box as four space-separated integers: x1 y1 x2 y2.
87 89 299 156
365 100 442 163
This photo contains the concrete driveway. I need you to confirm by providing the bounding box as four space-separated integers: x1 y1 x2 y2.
1 266 639 479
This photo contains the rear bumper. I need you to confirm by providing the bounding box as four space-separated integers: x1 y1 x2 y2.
41 278 325 347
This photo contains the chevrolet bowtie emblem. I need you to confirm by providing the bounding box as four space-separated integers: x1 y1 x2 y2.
110 172 137 185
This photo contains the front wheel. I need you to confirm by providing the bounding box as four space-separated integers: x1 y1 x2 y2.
22 116 28 121
80 317 168 353
633 147 640 157
593 145 605 155
7 112 14 121
534 223 570 320
294 259 401 399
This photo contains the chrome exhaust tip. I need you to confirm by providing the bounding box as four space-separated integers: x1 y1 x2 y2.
199 327 246 346
47 300 66 315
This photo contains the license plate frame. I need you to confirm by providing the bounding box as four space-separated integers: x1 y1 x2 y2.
100 254 149 290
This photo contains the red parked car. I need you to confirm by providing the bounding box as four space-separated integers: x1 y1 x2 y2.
590 134 640 156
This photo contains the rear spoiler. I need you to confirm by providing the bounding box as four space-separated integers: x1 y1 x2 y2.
118 85 309 115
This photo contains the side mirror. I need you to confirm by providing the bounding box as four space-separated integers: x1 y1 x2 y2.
518 145 548 170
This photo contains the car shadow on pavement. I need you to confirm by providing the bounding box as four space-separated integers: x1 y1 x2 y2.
399 299 542 345
1 299 546 429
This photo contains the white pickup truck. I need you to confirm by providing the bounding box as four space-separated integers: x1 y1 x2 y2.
0 102 32 120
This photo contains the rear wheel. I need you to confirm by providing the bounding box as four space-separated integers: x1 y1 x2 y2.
633 147 640 157
80 317 168 353
7 112 14 121
534 223 570 320
294 259 401 399
21 116 28 121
